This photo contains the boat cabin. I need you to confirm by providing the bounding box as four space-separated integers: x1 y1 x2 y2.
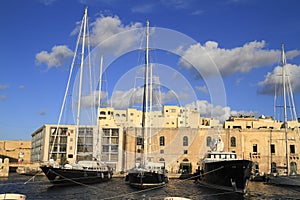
204 152 237 162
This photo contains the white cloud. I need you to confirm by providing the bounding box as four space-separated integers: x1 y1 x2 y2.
0 85 9 90
258 64 300 95
195 85 208 94
131 4 155 13
89 15 143 53
109 87 191 109
35 45 73 68
160 0 193 9
179 40 300 77
35 15 142 69
189 10 205 15
0 94 7 100
38 110 46 116
186 100 258 122
38 0 56 6
110 88 140 109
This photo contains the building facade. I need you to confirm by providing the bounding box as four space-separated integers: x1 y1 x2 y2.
30 107 300 175
0 140 31 163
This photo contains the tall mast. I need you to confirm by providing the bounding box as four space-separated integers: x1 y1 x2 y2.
74 7 88 160
141 20 150 166
281 43 289 175
96 55 103 161
98 56 103 110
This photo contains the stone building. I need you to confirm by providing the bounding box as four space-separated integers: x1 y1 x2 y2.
30 106 300 175
0 140 31 163
224 115 300 175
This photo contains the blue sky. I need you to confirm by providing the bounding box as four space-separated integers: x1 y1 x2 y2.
1 0 300 140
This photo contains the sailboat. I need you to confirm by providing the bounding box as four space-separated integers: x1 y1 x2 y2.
125 21 168 189
40 7 113 185
196 132 252 194
266 44 300 186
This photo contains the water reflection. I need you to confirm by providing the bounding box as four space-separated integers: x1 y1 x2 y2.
0 174 300 199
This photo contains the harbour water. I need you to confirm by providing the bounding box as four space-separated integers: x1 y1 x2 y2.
1 173 300 199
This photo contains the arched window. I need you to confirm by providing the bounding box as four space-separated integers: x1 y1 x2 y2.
183 136 188 146
231 137 236 147
159 158 165 162
206 136 212 147
160 136 165 146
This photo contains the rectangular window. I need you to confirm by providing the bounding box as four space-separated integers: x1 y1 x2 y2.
102 145 109 152
290 145 295 154
111 145 118 152
270 144 275 154
137 137 143 145
184 150 188 154
253 144 258 154
160 149 164 154
160 136 165 146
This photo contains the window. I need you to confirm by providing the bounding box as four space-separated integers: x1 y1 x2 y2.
271 162 277 173
184 150 188 154
290 162 297 175
160 149 164 154
102 145 109 152
183 136 188 146
253 144 258 154
206 136 211 147
230 137 236 147
290 145 295 154
271 144 275 154
160 136 165 146
137 137 143 145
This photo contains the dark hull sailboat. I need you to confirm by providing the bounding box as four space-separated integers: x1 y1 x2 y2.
265 44 300 187
40 8 113 186
126 21 168 188
199 159 252 194
126 167 168 189
40 161 112 185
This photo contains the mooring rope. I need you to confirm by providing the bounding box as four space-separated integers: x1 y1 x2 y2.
0 165 236 200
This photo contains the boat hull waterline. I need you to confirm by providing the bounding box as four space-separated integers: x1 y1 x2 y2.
40 165 113 185
199 160 252 194
126 171 168 189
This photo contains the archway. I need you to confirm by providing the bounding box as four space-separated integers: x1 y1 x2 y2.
290 161 297 175
179 158 192 174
